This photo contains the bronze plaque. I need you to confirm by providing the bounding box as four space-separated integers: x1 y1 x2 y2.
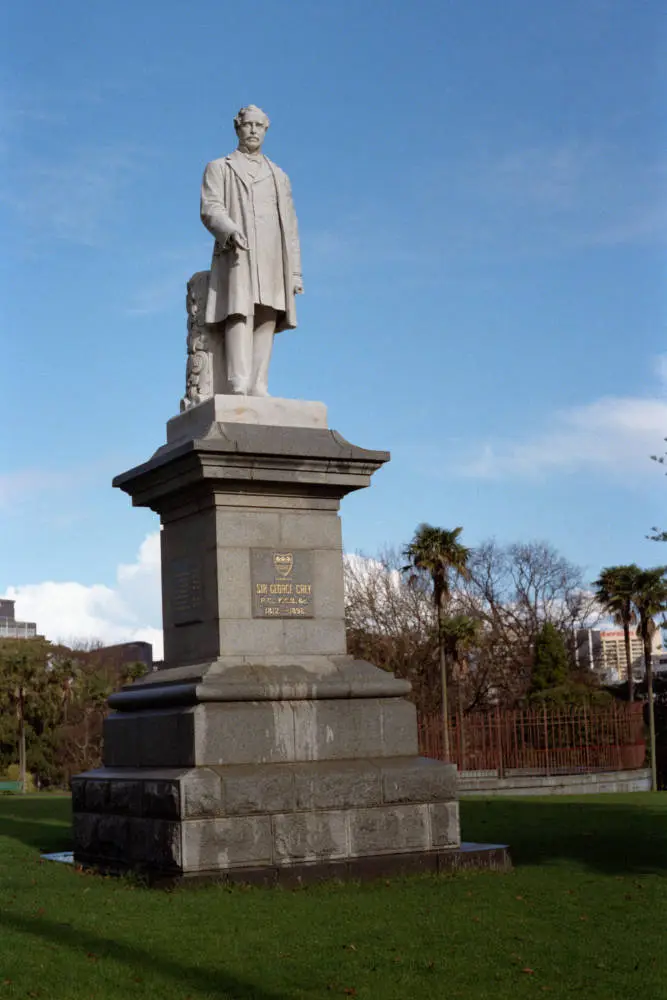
251 549 314 619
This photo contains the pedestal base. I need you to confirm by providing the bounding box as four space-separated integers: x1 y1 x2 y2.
75 408 463 880
168 395 329 444
72 757 459 877
76 846 511 888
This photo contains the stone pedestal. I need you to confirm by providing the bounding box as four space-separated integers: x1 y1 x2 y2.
72 397 460 880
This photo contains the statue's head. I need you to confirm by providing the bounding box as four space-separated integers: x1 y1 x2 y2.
234 105 270 154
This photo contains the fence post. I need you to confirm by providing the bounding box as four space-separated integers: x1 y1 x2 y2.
458 705 466 771
496 705 504 779
615 705 623 770
543 710 550 777
583 707 590 771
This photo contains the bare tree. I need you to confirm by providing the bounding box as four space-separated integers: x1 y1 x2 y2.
344 550 442 712
344 540 602 715
454 540 601 705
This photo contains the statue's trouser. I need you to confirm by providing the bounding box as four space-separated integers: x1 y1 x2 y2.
224 305 276 395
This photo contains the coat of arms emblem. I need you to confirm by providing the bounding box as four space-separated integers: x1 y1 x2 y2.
273 552 294 578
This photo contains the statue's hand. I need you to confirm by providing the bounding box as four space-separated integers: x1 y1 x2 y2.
293 277 304 295
229 230 249 252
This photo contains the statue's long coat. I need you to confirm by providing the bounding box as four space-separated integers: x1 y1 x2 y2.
200 150 301 331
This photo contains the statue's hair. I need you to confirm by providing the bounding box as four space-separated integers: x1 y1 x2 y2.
234 105 270 131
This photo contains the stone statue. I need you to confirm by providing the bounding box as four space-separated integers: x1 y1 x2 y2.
200 105 303 396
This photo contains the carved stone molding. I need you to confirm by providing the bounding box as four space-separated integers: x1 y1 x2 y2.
180 271 215 412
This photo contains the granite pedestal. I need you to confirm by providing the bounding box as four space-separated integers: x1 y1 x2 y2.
72 397 460 880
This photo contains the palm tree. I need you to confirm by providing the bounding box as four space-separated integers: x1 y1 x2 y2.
593 564 641 701
402 524 470 760
440 614 481 769
440 614 481 696
633 567 667 792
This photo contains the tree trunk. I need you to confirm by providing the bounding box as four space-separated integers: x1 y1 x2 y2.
437 602 451 761
623 620 634 702
645 635 658 791
457 679 466 770
18 687 26 794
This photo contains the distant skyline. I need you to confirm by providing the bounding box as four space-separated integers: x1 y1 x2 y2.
2 0 666 654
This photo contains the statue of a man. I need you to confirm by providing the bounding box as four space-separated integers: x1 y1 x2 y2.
200 105 303 396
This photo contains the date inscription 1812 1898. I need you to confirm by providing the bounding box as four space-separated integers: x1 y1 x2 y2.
251 549 314 619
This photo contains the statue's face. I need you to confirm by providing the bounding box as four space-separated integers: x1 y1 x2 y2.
236 111 268 153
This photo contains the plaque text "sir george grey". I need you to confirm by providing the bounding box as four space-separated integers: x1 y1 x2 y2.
251 550 314 618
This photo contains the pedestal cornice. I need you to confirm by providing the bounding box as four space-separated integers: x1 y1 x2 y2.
113 425 390 512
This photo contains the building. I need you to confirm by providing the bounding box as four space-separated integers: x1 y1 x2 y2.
0 599 37 639
94 641 154 672
576 626 664 685
84 641 154 678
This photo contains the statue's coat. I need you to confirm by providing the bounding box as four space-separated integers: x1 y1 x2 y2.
200 150 301 331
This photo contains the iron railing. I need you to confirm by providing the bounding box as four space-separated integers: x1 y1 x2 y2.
418 703 646 776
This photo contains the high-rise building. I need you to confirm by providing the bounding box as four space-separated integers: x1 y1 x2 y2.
0 599 37 639
576 626 663 684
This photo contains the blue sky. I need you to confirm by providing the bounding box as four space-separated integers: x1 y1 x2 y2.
1 0 666 652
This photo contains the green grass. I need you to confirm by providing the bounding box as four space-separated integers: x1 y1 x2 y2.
0 793 665 999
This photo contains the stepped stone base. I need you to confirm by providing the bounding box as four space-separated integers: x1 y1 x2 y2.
102 694 418 769
73 409 465 880
72 758 459 877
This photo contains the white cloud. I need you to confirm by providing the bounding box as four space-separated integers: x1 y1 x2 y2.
0 468 71 509
655 353 667 388
1 143 146 247
0 458 121 514
461 141 667 251
3 532 163 658
491 142 596 211
344 552 403 588
460 356 667 481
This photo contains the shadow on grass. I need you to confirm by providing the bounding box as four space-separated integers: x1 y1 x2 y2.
0 797 72 852
0 908 287 1000
462 795 667 876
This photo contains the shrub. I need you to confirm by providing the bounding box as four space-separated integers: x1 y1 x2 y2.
4 764 36 792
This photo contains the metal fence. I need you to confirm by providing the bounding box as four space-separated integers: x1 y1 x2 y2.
418 703 646 776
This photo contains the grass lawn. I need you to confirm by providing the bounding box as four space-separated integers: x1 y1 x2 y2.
0 793 665 999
